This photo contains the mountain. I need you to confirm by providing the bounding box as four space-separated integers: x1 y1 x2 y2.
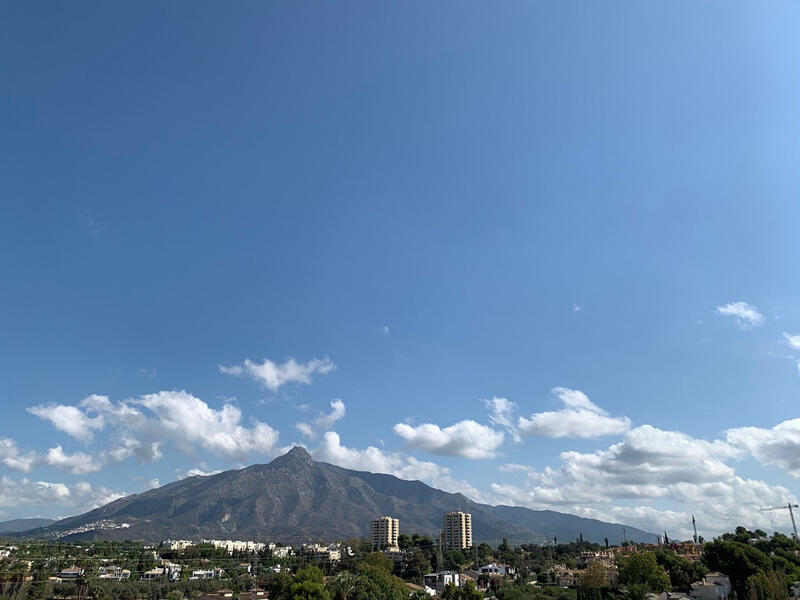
18 447 657 545
0 518 56 534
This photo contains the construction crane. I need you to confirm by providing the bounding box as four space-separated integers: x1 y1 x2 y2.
761 502 799 540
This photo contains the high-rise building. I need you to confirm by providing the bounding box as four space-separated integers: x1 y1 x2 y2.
371 516 400 550
442 510 472 551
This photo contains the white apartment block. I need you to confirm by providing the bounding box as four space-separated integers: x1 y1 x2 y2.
206 540 266 554
442 511 472 551
371 516 400 550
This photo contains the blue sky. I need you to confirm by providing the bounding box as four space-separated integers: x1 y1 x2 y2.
2 1 800 539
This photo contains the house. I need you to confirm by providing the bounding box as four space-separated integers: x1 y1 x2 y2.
691 572 731 600
269 543 293 558
648 593 693 600
479 563 515 577
141 568 165 581
546 564 579 587
423 572 461 594
304 542 341 562
57 567 84 579
406 582 436 597
98 566 131 580
577 550 616 569
158 560 183 581
191 568 224 580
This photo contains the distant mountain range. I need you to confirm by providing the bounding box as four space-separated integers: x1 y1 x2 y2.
14 447 657 545
0 518 56 534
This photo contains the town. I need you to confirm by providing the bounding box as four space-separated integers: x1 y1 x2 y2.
1 511 799 600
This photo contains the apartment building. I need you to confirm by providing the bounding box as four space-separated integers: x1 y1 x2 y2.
442 511 472 551
371 516 400 550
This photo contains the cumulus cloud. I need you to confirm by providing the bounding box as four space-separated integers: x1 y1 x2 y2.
725 418 800 477
134 391 279 459
0 438 105 476
27 391 281 469
312 432 484 500
716 301 764 330
45 446 103 475
219 356 335 390
393 420 504 459
0 476 125 512
27 403 105 442
296 399 346 439
489 424 794 538
0 438 39 473
517 387 631 438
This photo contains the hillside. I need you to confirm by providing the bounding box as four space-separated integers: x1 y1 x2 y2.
0 518 56 534
18 447 657 545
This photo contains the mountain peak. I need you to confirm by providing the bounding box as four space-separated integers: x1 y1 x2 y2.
270 445 313 466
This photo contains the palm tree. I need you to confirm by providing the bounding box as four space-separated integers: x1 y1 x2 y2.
329 571 359 600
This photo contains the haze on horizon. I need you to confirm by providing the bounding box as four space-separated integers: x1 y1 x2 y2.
1 1 799 541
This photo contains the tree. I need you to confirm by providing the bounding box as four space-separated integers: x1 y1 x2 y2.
441 582 459 600
348 565 407 600
459 579 483 600
580 562 610 591
702 539 772 600
267 572 293 600
617 552 670 593
402 547 431 582
290 565 329 600
363 552 393 573
654 549 705 592
328 571 359 600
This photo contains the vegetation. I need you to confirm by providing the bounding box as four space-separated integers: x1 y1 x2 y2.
2 526 800 600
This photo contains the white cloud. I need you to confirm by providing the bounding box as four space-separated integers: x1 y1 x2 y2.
178 464 223 479
27 391 281 469
485 397 519 442
311 432 484 500
381 326 390 334
0 476 125 512
393 420 504 459
45 446 103 476
219 356 335 390
296 399 347 439
27 403 105 443
725 418 800 477
134 390 279 460
0 438 104 476
517 387 631 438
782 332 800 349
489 424 794 538
716 301 764 330
0 438 39 473
573 304 583 312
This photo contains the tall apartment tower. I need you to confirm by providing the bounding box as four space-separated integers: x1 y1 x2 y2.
371 516 400 550
442 510 472 551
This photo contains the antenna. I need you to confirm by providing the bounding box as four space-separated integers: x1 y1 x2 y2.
622 526 628 546
692 514 698 545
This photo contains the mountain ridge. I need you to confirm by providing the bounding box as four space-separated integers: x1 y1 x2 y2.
15 447 657 545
